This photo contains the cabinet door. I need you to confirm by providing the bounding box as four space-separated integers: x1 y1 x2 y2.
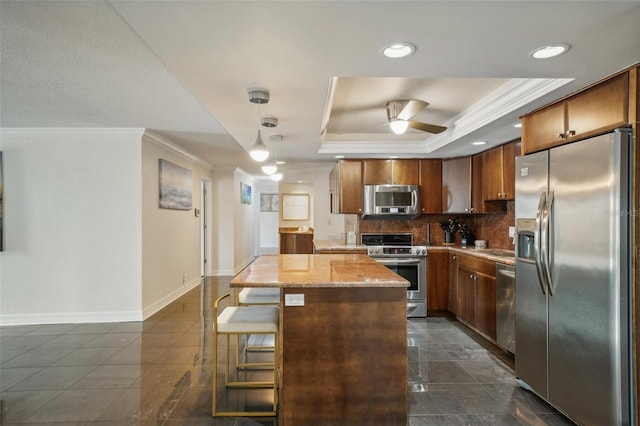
457 265 476 326
419 159 442 214
475 271 497 341
501 139 521 200
363 159 391 185
442 157 472 213
471 154 485 214
280 233 293 254
448 253 459 315
294 233 313 254
482 146 504 201
427 251 449 312
392 160 419 184
566 72 629 142
339 160 363 214
522 102 566 154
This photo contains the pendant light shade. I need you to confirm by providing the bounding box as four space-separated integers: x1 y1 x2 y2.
249 130 269 162
270 172 283 182
261 163 278 175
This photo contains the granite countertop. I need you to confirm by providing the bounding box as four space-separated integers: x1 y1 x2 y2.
427 245 515 265
313 239 367 252
230 254 409 288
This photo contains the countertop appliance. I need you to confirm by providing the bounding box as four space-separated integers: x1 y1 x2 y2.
495 263 515 355
362 184 420 219
361 233 427 317
514 128 632 425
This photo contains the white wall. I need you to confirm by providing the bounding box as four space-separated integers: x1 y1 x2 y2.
140 133 211 318
234 169 257 271
256 179 279 253
0 129 144 324
279 166 349 240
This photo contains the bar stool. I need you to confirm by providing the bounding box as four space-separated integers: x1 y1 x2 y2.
212 293 279 417
238 288 280 352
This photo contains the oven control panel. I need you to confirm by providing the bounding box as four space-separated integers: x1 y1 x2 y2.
366 245 427 257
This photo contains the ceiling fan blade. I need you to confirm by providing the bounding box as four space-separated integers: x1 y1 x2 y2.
397 100 428 120
407 120 447 134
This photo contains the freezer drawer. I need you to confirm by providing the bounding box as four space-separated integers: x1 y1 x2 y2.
496 263 515 354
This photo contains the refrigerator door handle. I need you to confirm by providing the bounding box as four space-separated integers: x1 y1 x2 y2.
542 190 555 295
534 192 548 295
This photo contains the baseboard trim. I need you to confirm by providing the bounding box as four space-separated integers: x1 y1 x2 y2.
142 278 202 320
0 310 143 326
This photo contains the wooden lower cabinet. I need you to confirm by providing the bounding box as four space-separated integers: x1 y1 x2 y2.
455 253 498 342
427 250 449 312
457 264 476 326
448 253 459 315
474 271 497 341
280 232 313 254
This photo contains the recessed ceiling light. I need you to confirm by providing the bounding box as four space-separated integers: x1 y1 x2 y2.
389 155 399 159
514 123 522 128
276 160 286 165
382 42 416 59
471 141 487 146
335 155 345 159
530 43 570 59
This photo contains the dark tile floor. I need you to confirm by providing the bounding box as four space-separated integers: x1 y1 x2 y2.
0 277 573 425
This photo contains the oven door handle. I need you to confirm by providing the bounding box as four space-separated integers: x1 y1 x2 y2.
375 258 423 265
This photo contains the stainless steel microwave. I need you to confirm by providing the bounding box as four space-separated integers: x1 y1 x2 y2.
362 184 420 219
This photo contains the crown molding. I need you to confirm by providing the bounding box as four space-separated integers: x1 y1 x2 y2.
142 129 213 170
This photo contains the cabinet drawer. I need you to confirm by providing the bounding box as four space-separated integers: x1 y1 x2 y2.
457 253 495 277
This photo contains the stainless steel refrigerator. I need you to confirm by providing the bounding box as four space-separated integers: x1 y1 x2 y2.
514 128 632 425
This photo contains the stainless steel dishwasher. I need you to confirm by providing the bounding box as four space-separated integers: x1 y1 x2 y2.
496 263 516 354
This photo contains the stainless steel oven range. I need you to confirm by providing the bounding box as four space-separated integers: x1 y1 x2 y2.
361 233 427 318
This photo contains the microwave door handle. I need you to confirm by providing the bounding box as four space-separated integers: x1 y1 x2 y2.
412 191 417 210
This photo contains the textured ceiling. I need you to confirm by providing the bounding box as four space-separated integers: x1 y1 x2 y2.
2 1 639 178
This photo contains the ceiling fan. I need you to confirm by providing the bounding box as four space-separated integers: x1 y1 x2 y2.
386 100 447 135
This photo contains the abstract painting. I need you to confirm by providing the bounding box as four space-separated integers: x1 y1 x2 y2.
159 159 193 210
241 183 252 205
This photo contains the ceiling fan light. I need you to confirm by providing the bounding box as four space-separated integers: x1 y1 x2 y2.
382 42 416 58
389 119 409 134
249 130 270 162
262 163 278 175
270 172 283 182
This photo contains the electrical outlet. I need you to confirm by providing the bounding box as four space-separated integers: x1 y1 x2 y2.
284 294 305 306
508 226 516 238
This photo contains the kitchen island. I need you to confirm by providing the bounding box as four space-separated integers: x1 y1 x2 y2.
230 254 409 426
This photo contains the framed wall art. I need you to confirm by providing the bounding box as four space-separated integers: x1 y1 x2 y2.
260 193 279 212
282 193 309 220
241 183 252 205
159 159 193 210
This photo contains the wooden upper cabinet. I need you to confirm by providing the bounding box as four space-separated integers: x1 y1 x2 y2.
522 102 565 154
419 159 442 214
330 160 363 214
471 154 485 214
481 139 521 204
522 71 630 154
363 159 419 185
566 72 629 142
363 160 391 184
442 157 472 213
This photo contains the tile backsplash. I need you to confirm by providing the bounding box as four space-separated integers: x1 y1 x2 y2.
358 201 515 249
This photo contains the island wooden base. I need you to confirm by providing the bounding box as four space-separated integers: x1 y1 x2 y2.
279 287 408 426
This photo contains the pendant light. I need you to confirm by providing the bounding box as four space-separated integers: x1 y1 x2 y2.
248 89 270 162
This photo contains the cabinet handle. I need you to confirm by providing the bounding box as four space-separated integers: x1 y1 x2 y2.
452 256 457 260
557 132 565 139
465 208 475 213
567 130 576 137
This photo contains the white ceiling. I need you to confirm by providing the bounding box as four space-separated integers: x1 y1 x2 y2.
2 1 639 179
